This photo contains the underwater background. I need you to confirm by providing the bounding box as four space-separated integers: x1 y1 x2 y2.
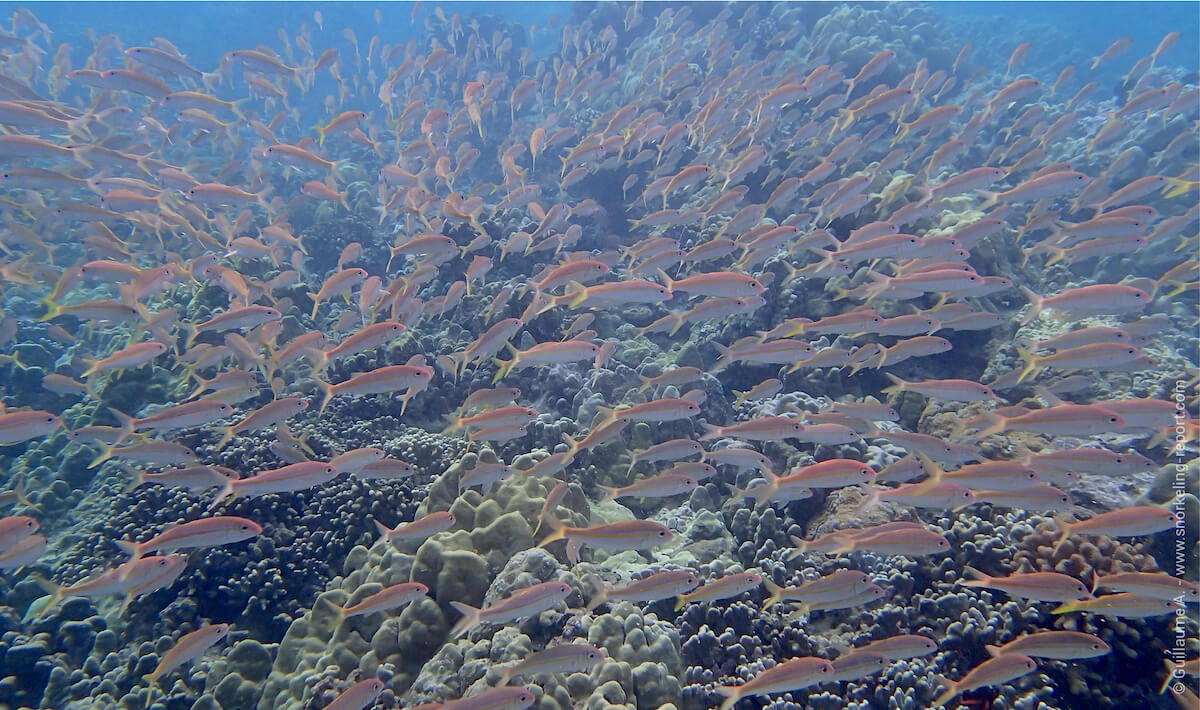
0 2 1195 710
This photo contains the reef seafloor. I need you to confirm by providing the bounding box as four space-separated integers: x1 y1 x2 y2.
0 2 1196 710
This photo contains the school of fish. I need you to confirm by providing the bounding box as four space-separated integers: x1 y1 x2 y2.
0 3 1195 710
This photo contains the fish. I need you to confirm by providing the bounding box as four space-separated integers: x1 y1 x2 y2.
714 656 835 710
0 410 63 446
1091 571 1200 602
316 364 434 414
1056 506 1180 545
115 516 262 558
599 473 698 502
855 634 939 660
325 581 428 621
449 580 575 638
675 571 763 610
214 397 308 449
584 569 700 610
882 374 997 401
762 570 874 608
0 516 39 552
496 643 605 685
1052 593 1184 618
538 518 673 565
438 687 536 710
144 624 230 685
316 679 385 710
374 511 456 544
931 655 1038 708
125 465 237 493
985 631 1110 660
959 565 1091 602
209 461 338 509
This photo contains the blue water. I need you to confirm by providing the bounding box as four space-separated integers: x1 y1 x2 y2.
0 2 1195 710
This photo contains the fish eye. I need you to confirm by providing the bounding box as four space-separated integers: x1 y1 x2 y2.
45 417 54 423
241 525 250 530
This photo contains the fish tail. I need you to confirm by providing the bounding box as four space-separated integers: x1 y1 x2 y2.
698 422 721 441
714 685 742 710
598 486 617 504
560 431 580 460
930 677 957 708
105 407 135 447
666 313 687 337
400 386 419 416
37 297 61 322
1043 246 1067 267
711 342 731 373
564 280 588 309
909 453 945 494
490 356 516 384
960 565 989 585
316 124 327 147
1159 659 1177 694
208 477 235 511
785 535 808 561
653 267 676 293
372 519 394 545
583 574 609 611
448 601 481 638
1162 280 1188 299
984 644 1003 658
446 351 468 381
315 378 333 414
87 442 115 469
213 426 235 451
1052 514 1075 553
309 296 321 320
308 349 331 375
1014 344 1039 384
314 593 349 629
854 487 882 519
536 513 567 548
1018 286 1043 326
80 358 100 381
881 372 906 394
123 469 146 493
114 539 142 560
762 579 784 608
11 477 35 510
1162 178 1195 199
972 412 1006 441
978 190 1000 211
834 108 855 132
183 323 199 350
24 576 64 621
